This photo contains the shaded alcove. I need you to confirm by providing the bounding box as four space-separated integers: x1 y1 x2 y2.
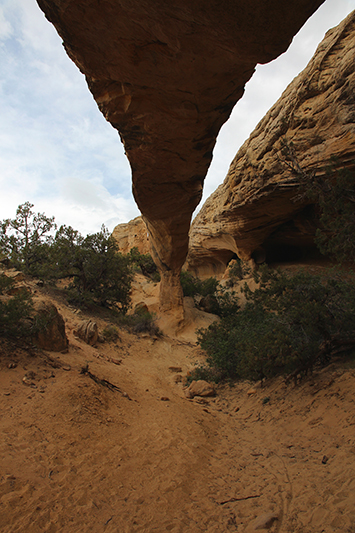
261 206 324 265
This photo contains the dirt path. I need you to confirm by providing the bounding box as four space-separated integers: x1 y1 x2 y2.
1 296 355 532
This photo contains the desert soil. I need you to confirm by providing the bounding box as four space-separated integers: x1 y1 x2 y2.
1 277 355 533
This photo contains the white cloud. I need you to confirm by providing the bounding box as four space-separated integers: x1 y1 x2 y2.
0 0 133 234
0 6 13 40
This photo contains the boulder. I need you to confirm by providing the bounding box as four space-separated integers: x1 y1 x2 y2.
248 512 279 531
36 0 324 310
74 320 99 346
2 270 26 282
185 380 216 399
187 12 355 276
199 294 218 314
32 301 68 352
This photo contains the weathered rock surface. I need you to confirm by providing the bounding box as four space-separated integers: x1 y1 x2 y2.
32 301 69 352
74 320 99 346
184 380 216 399
36 0 324 309
112 216 150 255
187 12 355 277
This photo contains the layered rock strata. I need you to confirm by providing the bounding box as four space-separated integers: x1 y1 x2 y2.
187 12 355 277
36 0 324 309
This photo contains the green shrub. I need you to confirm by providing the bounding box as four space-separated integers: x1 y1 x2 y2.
198 267 355 381
51 224 133 312
314 164 355 262
128 247 160 281
227 259 250 282
280 141 355 263
185 365 223 385
180 271 218 298
213 288 240 318
102 324 120 342
115 310 161 337
0 274 33 338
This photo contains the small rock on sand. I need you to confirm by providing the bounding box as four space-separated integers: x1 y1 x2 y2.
249 512 279 530
184 380 216 399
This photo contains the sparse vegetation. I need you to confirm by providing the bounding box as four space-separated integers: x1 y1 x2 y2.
128 247 160 282
102 324 120 343
0 273 33 338
52 224 133 312
180 270 239 317
115 310 161 337
0 205 135 313
313 163 355 263
227 258 249 284
184 364 222 385
180 271 219 298
0 202 56 278
198 265 355 382
280 140 355 263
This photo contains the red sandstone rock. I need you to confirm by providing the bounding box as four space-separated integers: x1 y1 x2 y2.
185 380 216 399
112 217 150 255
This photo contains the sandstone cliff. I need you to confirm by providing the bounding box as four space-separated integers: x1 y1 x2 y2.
36 0 324 311
187 11 355 277
112 217 150 256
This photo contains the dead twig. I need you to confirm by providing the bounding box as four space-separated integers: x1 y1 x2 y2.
218 494 261 506
80 364 130 398
104 516 113 527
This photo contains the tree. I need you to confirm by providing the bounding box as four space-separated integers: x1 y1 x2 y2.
0 202 56 276
0 273 33 338
128 247 160 281
1 204 133 313
52 224 133 312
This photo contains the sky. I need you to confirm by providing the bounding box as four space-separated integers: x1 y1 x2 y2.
0 0 354 236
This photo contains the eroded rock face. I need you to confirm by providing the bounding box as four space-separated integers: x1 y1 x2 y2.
187 12 355 277
74 320 99 346
32 301 68 352
112 217 150 255
36 0 324 308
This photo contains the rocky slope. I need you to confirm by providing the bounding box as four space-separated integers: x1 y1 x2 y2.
187 11 355 277
36 0 324 310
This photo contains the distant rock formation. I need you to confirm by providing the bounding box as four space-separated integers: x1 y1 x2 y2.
187 12 355 277
36 0 324 312
112 217 150 255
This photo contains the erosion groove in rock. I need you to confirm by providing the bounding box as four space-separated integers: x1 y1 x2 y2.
36 0 324 307
187 12 355 277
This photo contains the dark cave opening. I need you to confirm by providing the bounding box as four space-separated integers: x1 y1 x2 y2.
264 243 304 263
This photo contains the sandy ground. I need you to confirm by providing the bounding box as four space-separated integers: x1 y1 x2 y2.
1 277 355 533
